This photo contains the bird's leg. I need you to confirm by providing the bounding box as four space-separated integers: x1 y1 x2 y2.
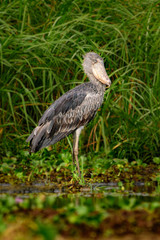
73 127 83 178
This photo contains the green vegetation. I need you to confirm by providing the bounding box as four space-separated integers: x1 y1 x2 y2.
0 0 160 238
1 194 160 239
0 0 160 165
0 148 160 184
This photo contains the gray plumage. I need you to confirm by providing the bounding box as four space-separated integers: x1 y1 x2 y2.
26 52 111 177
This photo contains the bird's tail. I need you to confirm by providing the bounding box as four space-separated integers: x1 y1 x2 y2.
26 123 75 153
26 124 51 153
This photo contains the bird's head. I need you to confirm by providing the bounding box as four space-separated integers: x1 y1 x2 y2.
82 52 111 87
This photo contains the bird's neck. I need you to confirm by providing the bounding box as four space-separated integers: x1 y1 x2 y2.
88 73 106 92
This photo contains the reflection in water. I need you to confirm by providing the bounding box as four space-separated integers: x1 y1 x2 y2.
0 181 160 199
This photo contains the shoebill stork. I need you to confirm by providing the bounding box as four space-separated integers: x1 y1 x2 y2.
26 52 111 177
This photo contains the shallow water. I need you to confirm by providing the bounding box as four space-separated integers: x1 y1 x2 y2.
0 181 160 200
1 180 160 239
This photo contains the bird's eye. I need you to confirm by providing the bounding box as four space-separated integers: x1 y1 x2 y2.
93 60 97 64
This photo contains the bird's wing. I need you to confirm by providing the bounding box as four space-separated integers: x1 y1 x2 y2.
27 86 100 152
38 88 86 125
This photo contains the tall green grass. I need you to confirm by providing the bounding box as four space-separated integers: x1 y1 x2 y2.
0 0 160 161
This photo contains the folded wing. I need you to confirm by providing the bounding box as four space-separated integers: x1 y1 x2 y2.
26 85 100 153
